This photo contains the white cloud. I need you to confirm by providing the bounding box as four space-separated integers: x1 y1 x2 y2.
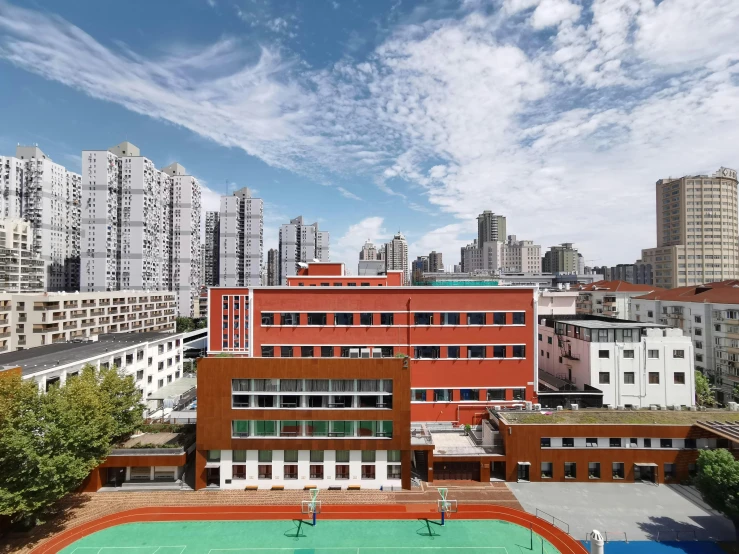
331 217 388 272
336 186 362 200
530 0 581 29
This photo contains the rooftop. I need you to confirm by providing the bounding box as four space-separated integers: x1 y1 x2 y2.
578 280 662 293
0 332 179 376
634 280 739 304
547 318 666 330
498 410 739 425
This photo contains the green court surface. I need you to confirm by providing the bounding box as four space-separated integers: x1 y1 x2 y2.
60 519 562 554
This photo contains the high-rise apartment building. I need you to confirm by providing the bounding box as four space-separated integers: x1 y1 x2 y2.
278 216 329 284
477 211 506 245
542 243 579 273
428 251 443 272
460 236 540 274
640 167 739 289
0 146 81 292
359 240 384 261
218 187 263 287
384 232 408 284
0 218 45 292
411 255 429 283
204 211 220 287
267 248 278 286
81 142 201 317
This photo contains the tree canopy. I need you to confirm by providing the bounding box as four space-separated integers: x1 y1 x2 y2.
176 317 206 333
0 364 144 523
695 449 739 534
695 370 715 407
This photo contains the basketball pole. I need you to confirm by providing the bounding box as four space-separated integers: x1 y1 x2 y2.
438 487 448 527
311 489 318 526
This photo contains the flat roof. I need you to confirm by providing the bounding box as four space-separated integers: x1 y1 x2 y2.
551 319 667 330
0 332 179 376
499 410 739 425
148 375 196 400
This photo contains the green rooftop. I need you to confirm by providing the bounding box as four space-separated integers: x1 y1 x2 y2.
498 409 739 425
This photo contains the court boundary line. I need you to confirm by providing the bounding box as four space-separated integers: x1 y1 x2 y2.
207 548 509 553
71 547 188 554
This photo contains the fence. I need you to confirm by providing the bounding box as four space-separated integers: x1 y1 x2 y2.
535 508 570 535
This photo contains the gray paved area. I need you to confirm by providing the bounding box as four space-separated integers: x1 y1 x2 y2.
508 482 735 542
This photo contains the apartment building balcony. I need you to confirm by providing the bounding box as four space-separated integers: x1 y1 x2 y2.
17 336 25 346
0 315 8 325
82 300 96 308
99 299 111 306
33 324 59 333
144 304 154 310
112 315 125 323
127 314 137 321
70 330 86 339
120 306 130 313
70 310 86 318
0 331 10 338
90 308 104 316
17 314 26 322
81 319 95 327
113 298 125 305
63 321 77 330
726 331 739 340
108 307 118 314
0 304 10 312
90 327 102 335
107 325 118 333
52 313 66 321
0 342 8 353
132 305 143 312
120 323 130 331
99 317 110 324
151 310 162 317
63 301 78 309
164 309 175 316
132 321 143 329
52 334 66 344
33 302 60 311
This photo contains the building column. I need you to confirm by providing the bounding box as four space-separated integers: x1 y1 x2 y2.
427 450 435 483
401 449 411 490
480 460 490 482
195 449 207 490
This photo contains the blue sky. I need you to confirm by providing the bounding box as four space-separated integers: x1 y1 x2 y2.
1 0 739 270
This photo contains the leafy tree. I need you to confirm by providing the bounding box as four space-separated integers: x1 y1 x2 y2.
695 449 739 537
176 316 195 333
195 318 207 329
695 370 714 407
95 364 145 443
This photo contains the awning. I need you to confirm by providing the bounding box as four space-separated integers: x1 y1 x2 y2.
204 462 221 469
634 462 658 467
517 461 531 466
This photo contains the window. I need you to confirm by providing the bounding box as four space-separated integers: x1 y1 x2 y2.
261 313 274 325
307 313 326 325
512 388 525 400
599 372 610 384
441 312 460 325
468 346 485 358
281 312 299 325
434 389 453 402
361 450 376 463
586 438 598 447
207 450 221 462
623 350 634 359
447 346 460 358
538 333 542 342
361 465 376 479
714 324 721 332
415 346 440 359
258 450 272 463
644 438 652 448
261 346 274 357
674 372 685 385
467 312 485 325
255 421 276 436
541 462 553 478
684 438 697 449
696 341 703 349
588 462 601 479
664 463 676 479
335 313 354 325
649 372 660 384
460 389 477 401
321 346 334 357
232 465 246 480
413 390 427 402
564 462 576 479
540 438 551 448
301 346 314 357
493 345 506 358
512 345 525 358
380 313 394 325
335 465 349 480
688 463 697 477
487 389 506 401
493 312 506 325
284 450 299 463
599 350 609 359
648 310 653 317
562 438 574 448
624 372 635 384
415 313 433 325
696 354 704 362
360 313 373 325
284 464 298 479
695 328 703 336
512 312 525 325
648 349 659 359
610 438 622 447
336 450 350 463
660 439 673 448
547 336 552 344
281 346 293 358
612 462 625 479
388 464 401 479
673 349 685 359
694 315 702 324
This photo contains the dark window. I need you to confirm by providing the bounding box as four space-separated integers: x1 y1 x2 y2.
348 283 356 287
413 390 426 401
661 438 673 448
630 438 637 447
467 312 485 325
562 438 574 447
564 462 576 479
361 465 376 479
433 389 453 402
460 389 477 401
512 312 525 325
361 283 370 287
512 388 525 400
493 312 506 325
649 372 660 384
624 372 635 384
284 465 298 479
360 313 373 325
541 462 553 478
301 346 314 357
380 313 394 325
441 312 460 325
307 313 327 325
321 346 334 357
261 313 274 325
333 283 343 287
599 350 610 358
623 350 635 358
612 463 625 479
335 313 354 325
547 336 552 344
261 346 274 357
310 465 324 479
664 463 676 479
447 346 460 358
599 372 610 384
335 450 350 463
335 465 349 479
512 345 525 358
684 438 697 449
415 346 440 359
540 438 551 448
673 349 685 359
586 438 598 447
674 372 686 384
281 346 293 357
644 438 652 448
610 438 621 447
281 312 299 325
415 313 433 325
493 345 506 358
588 462 601 479
538 333 542 341
488 389 506 401
468 346 485 358
310 450 324 463
321 282 329 287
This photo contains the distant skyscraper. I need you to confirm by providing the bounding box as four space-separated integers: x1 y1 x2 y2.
477 211 506 245
428 251 443 272
384 232 408 283
204 211 220 286
267 248 278 286
218 187 264 287
542 243 579 274
278 216 330 284
359 240 383 261
411 255 429 283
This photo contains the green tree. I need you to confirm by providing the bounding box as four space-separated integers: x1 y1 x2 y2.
695 370 715 407
176 316 195 333
0 372 114 523
95 364 145 443
695 449 739 537
195 318 207 329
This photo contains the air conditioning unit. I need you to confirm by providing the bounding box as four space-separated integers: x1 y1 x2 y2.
650 405 658 411
617 405 625 410
607 404 616 410
571 404 579 411
729 402 738 411
689 405 698 411
533 403 542 411
360 348 371 358
660 405 668 410
349 348 360 359
371 350 382 358
525 401 532 411
556 405 564 411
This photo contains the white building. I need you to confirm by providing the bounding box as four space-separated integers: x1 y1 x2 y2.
1 145 81 292
0 331 185 415
0 218 45 293
0 290 176 353
384 232 408 284
278 216 329 285
460 235 541 274
204 211 220 286
218 187 263 287
576 280 661 320
538 317 695 408
632 280 739 403
538 290 578 316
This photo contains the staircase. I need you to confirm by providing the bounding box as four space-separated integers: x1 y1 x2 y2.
118 479 193 492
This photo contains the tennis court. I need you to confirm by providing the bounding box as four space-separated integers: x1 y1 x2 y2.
59 519 562 554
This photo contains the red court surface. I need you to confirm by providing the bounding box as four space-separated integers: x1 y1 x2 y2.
30 503 586 554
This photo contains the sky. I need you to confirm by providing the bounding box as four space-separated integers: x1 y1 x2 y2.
1 0 738 271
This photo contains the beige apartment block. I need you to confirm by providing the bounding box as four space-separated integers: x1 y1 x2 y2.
0 290 176 353
0 218 45 293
